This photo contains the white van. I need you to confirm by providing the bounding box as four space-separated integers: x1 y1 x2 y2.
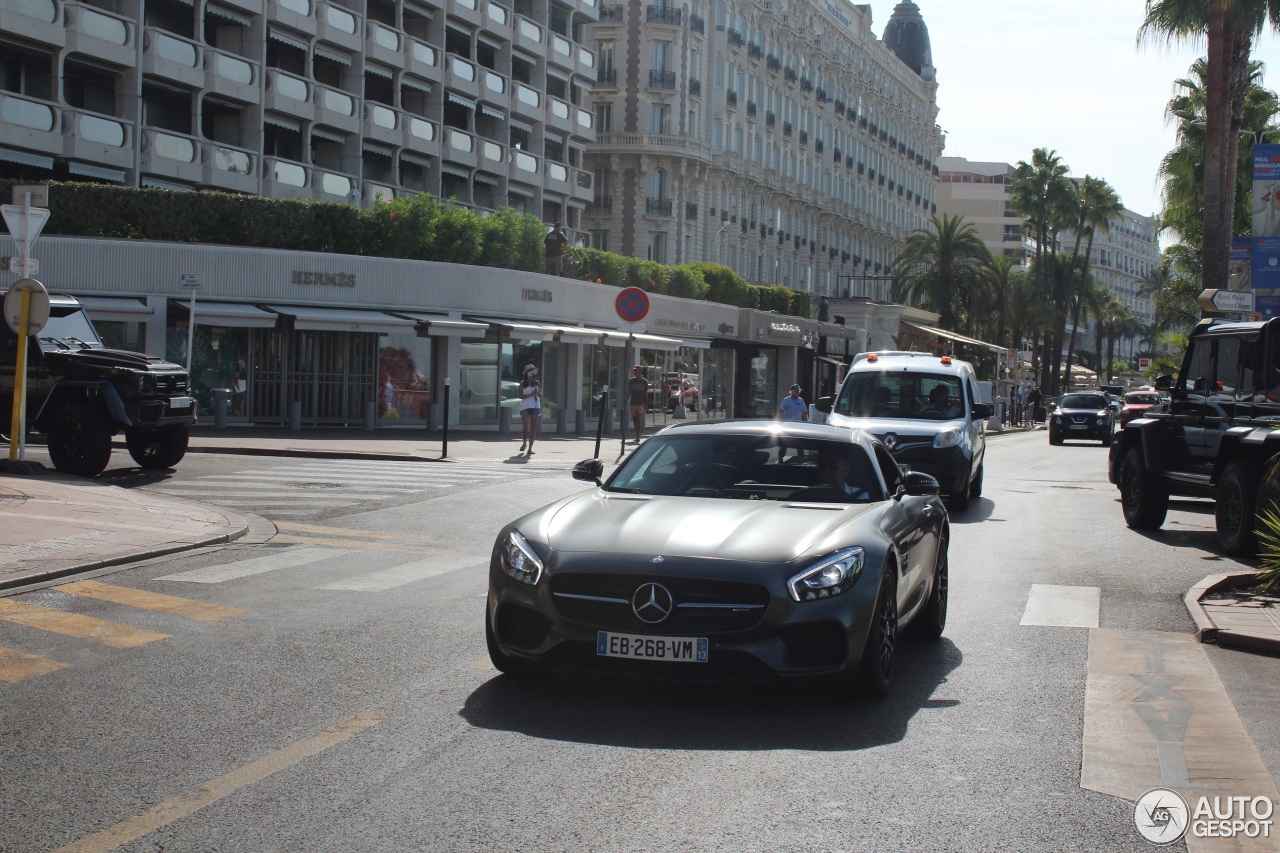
817 351 991 511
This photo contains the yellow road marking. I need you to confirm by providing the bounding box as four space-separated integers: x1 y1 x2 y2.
54 580 247 622
53 712 387 853
270 533 452 555
0 646 71 683
466 656 495 671
275 521 441 544
0 599 168 648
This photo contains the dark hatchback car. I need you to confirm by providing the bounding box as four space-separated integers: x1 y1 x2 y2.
486 421 950 698
1048 392 1117 445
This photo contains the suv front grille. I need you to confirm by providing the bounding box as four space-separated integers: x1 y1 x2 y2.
551 573 769 634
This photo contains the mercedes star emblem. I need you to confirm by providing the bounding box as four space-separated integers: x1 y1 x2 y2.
632 582 674 624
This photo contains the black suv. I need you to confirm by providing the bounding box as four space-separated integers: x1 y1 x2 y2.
1109 316 1280 555
1 292 196 477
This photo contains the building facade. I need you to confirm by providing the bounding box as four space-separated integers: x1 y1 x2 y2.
934 155 1028 265
0 0 598 231
581 0 942 298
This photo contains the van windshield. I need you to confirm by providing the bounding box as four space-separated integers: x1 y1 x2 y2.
833 372 963 420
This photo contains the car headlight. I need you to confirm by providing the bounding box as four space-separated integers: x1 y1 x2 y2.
933 427 962 448
1095 413 1107 424
136 374 156 394
788 547 865 602
499 530 544 585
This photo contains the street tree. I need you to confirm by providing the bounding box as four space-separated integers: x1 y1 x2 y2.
1062 177 1124 390
890 213 992 333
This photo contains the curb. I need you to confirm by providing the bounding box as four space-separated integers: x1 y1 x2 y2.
1184 571 1280 655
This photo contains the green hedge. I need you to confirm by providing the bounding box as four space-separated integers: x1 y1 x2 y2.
2 180 809 318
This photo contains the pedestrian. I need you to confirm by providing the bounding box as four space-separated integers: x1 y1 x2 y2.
1025 385 1042 427
232 359 247 416
777 384 809 422
627 364 649 443
518 364 541 455
544 221 569 276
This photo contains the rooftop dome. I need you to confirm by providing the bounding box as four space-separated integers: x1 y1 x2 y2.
881 0 932 77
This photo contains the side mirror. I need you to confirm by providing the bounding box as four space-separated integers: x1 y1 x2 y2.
572 459 605 485
902 470 940 497
1154 374 1173 391
816 395 833 414
972 402 992 419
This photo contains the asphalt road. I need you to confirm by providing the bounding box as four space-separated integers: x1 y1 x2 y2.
1 433 1276 852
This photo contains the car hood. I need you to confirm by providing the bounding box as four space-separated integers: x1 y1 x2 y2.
531 490 876 562
825 412 962 436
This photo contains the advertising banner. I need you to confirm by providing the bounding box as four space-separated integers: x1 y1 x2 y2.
1230 237 1252 291
1254 290 1280 320
1251 144 1280 288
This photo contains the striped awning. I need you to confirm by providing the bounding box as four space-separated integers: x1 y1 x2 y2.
362 141 393 157
364 64 394 80
596 330 684 351
310 127 347 143
400 76 431 94
206 4 252 25
314 46 352 66
440 165 470 180
480 105 505 120
508 118 533 134
0 147 53 169
267 305 417 335
469 316 604 345
389 312 488 338
446 92 476 110
69 162 125 182
77 296 155 322
181 301 279 329
400 152 432 167
263 112 301 132
268 28 308 51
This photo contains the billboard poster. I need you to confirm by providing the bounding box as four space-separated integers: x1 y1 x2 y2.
1251 144 1280 288
1255 290 1280 320
1231 237 1252 291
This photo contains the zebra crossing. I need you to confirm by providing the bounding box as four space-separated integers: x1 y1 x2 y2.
144 457 559 516
0 534 488 684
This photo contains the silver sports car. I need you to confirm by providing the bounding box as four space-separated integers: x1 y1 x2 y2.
485 420 949 697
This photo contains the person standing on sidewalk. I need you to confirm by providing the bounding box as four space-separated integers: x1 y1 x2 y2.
518 364 541 455
627 365 649 444
544 222 569 276
1025 385 1042 427
777 384 809 422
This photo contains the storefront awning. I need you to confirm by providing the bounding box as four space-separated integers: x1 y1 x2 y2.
267 305 416 334
678 338 712 350
390 312 488 338
900 320 1004 352
184 301 279 328
596 330 684 351
469 316 603 344
77 296 154 322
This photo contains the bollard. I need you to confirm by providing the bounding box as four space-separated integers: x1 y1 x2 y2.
603 405 613 434
498 405 512 434
290 400 302 431
555 407 566 434
214 395 228 429
575 409 586 436
364 401 376 432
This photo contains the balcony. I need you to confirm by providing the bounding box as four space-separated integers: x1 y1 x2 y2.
140 129 202 183
143 30 204 89
447 54 481 99
313 168 356 203
726 89 736 107
765 111 775 127
586 197 611 214
799 78 812 93
60 109 132 171
364 102 401 147
546 96 574 133
314 83 358 133
548 32 575 72
646 5 680 24
0 94 58 155
688 78 700 96
204 48 259 104
264 157 310 198
404 39 439 84
782 121 791 136
269 0 316 36
444 126 478 168
512 82 541 121
726 29 742 46
798 130 807 145
686 201 697 219
689 14 704 33
4 0 64 47
597 67 617 85
513 15 544 53
65 3 133 66
767 56 780 72
598 4 622 20
316 1 362 52
746 101 756 117
747 43 762 59
203 142 257 193
814 139 822 153
265 69 314 121
648 70 676 89
784 67 796 82
366 21 401 67
509 148 540 181
646 197 672 217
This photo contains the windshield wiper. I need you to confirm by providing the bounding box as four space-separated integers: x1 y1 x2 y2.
606 486 650 494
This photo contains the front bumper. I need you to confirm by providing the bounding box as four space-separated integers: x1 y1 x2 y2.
487 552 884 681
891 444 971 497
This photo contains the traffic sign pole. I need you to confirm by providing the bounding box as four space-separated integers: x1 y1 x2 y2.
8 288 31 462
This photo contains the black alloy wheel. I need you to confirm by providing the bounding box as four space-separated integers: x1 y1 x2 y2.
1119 448 1168 529
1216 461 1260 557
45 402 113 477
125 425 189 469
919 531 948 640
853 571 898 699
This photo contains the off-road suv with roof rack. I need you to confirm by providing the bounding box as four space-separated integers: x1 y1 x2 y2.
816 351 991 511
1 291 196 477
1109 316 1280 556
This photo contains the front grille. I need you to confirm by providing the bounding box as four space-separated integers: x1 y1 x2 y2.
551 573 769 634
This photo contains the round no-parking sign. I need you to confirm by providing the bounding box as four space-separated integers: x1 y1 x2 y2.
615 286 650 323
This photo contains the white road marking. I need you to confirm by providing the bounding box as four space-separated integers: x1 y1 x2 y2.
156 547 352 583
312 554 486 591
1020 584 1101 628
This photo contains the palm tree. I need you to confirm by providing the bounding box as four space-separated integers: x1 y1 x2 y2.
1062 177 1124 390
981 253 1021 348
1141 0 1280 290
890 213 992 332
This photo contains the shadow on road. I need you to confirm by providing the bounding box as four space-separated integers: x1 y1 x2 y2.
459 636 962 751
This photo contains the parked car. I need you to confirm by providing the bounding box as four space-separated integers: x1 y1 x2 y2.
1048 392 1116 445
816 351 991 512
1118 391 1164 426
485 420 949 698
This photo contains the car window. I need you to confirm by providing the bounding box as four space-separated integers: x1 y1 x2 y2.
1060 394 1107 409
873 446 903 494
833 371 962 420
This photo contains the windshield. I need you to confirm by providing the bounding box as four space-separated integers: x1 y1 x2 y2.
831 371 964 421
606 433 885 503
1125 394 1160 406
37 307 103 349
1060 394 1106 409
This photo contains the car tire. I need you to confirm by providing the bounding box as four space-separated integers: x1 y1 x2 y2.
1257 455 1280 520
45 402 113 477
1216 461 1261 557
125 425 189 469
918 530 948 640
1101 426 1114 446
852 570 898 699
485 607 539 678
948 476 971 512
968 463 984 499
1049 427 1062 446
1119 447 1168 530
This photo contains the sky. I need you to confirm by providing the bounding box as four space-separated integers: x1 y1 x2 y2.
871 0 1280 219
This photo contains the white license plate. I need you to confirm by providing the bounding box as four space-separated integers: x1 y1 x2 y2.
597 631 708 662
169 396 194 409
1069 424 1087 430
